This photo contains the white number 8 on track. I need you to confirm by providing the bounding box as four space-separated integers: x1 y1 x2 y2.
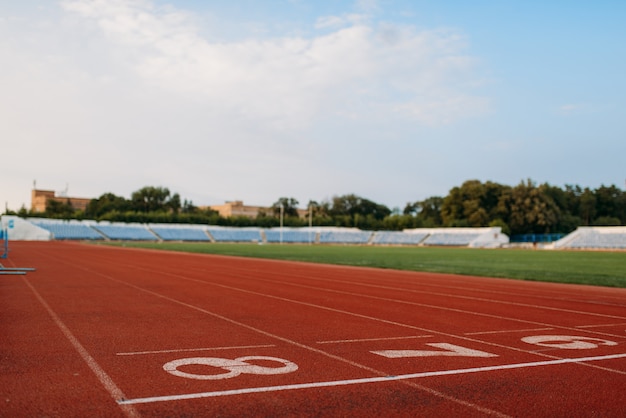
163 356 298 380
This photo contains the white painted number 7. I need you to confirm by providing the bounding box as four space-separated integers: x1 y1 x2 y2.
372 343 498 359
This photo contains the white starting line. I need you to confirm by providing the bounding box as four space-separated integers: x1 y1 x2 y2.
118 352 626 406
116 344 276 356
316 335 433 344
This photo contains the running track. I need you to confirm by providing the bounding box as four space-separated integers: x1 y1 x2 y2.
2 241 626 417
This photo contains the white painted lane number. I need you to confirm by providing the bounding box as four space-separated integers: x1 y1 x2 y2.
372 343 498 359
163 356 298 380
521 335 618 350
162 334 618 381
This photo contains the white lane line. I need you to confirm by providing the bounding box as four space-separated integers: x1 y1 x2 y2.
119 352 626 405
226 271 626 340
117 344 276 356
464 328 554 336
287 274 626 321
114 261 626 378
51 252 616 416
317 335 433 344
23 277 140 418
575 322 626 329
66 260 511 417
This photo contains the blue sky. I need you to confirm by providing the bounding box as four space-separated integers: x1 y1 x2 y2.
2 0 625 212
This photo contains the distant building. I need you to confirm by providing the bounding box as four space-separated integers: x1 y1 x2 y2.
206 200 309 219
31 189 91 213
30 187 307 219
206 201 270 219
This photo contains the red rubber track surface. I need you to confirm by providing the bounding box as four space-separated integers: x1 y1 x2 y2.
2 241 626 417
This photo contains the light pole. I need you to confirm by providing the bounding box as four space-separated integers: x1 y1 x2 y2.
308 202 313 245
279 203 284 244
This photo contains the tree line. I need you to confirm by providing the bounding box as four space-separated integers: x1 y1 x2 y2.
7 181 625 235
404 179 625 235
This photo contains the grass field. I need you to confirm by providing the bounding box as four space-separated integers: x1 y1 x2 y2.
98 242 626 288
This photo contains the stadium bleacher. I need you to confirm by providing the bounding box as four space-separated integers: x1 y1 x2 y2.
31 219 103 240
371 231 429 245
6 216 589 249
207 228 262 243
318 230 373 244
150 225 211 241
422 232 482 246
92 223 158 241
265 228 316 243
553 227 626 250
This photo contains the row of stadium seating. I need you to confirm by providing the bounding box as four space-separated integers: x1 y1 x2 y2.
208 228 263 243
151 226 210 241
29 221 104 240
553 227 626 249
25 219 508 247
371 231 429 245
92 224 158 241
8 217 625 249
568 234 626 249
422 233 482 246
319 230 373 244
265 229 315 243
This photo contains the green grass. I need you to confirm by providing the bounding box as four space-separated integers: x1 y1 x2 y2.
99 242 626 288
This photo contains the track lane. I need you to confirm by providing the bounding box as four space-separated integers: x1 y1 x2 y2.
30 243 626 372
81 245 626 349
24 245 512 413
0 266 132 417
76 242 626 319
5 241 626 417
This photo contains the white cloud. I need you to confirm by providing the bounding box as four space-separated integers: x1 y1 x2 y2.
354 0 380 14
1 0 489 211
394 95 490 126
61 0 487 130
558 103 586 115
314 14 368 30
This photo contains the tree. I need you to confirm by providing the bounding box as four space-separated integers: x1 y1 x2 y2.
328 194 391 226
86 193 130 218
45 199 74 218
272 197 300 218
440 180 508 227
131 186 173 213
542 184 585 233
488 218 510 236
418 198 444 226
17 180 624 231
593 216 621 226
563 184 583 216
167 193 182 214
181 199 197 214
404 196 443 226
17 205 29 217
499 180 560 234
382 214 421 230
579 188 596 225
595 185 625 223
440 185 464 226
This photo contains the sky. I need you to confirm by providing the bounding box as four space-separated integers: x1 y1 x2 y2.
2 0 625 212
